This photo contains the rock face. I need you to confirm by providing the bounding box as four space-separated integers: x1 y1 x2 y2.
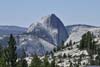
0 14 68 56
27 14 68 46
16 35 55 56
65 24 100 43
1 14 100 57
0 35 55 56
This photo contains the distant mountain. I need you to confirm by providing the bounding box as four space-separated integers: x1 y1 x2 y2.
65 24 98 35
0 26 27 35
1 15 100 57
0 14 68 56
65 24 100 43
27 14 68 46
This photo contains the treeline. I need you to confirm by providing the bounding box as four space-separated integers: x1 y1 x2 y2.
0 34 58 67
79 31 100 65
30 54 59 67
0 34 28 67
53 40 75 53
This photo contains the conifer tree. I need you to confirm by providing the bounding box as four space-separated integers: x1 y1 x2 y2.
79 31 96 52
51 57 56 67
17 59 28 67
17 49 28 67
69 61 73 67
30 54 42 67
43 56 51 67
0 45 3 57
63 53 67 58
0 47 7 67
7 34 17 67
0 56 7 67
69 40 73 49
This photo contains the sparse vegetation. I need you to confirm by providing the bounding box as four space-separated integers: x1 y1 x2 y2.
0 31 100 67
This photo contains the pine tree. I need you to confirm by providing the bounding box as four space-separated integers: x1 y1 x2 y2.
51 58 56 67
69 61 73 67
97 48 100 65
0 47 7 67
17 59 28 67
17 49 28 67
3 48 10 67
79 31 96 52
61 40 65 49
43 55 51 67
30 54 42 67
63 53 67 58
0 45 3 57
53 48 57 52
69 40 73 49
0 56 7 67
7 34 17 67
79 33 87 50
